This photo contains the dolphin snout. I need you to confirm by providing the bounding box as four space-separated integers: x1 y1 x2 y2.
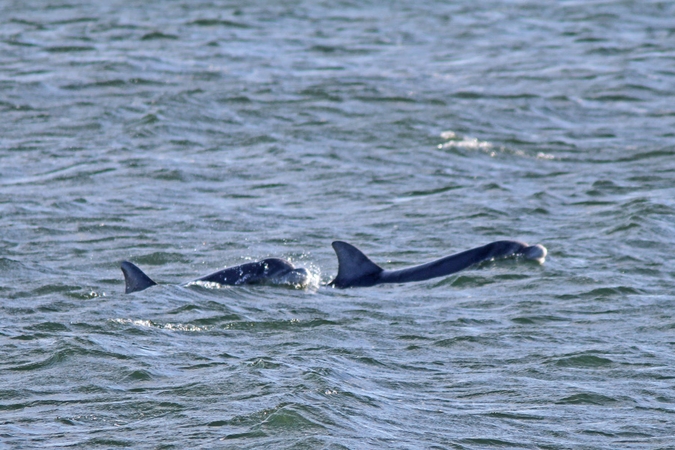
522 244 547 264
282 267 311 287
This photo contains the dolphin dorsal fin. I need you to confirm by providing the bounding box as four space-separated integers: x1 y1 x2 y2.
329 241 383 288
121 261 157 294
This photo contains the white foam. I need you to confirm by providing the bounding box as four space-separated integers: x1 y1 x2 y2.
438 136 494 150
110 318 209 332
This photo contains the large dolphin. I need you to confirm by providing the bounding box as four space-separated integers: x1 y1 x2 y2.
328 240 546 288
121 258 311 294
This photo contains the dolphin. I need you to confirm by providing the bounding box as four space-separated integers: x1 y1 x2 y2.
121 258 311 294
328 240 547 288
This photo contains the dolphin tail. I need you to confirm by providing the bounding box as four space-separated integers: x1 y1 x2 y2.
121 261 157 294
329 241 384 288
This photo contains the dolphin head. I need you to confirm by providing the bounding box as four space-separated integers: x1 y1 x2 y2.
281 267 312 288
521 244 547 264
260 258 311 288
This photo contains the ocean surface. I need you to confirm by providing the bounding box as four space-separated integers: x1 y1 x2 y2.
2 1 675 448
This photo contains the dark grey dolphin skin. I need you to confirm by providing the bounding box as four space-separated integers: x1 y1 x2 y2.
121 261 158 293
121 258 311 294
328 240 547 288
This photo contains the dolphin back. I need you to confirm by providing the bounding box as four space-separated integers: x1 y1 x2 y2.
121 261 157 294
381 240 541 284
329 240 548 288
195 258 310 287
329 241 383 288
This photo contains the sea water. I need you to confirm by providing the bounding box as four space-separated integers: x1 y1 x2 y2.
2 1 675 448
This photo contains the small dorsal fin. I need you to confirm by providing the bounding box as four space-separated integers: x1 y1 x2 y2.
329 241 383 288
121 261 157 294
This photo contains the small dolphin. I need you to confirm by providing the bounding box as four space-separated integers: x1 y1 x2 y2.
328 240 546 288
121 258 311 294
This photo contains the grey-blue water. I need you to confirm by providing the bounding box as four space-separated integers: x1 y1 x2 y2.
2 1 675 448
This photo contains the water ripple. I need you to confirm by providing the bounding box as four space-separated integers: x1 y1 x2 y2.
3 0 675 448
